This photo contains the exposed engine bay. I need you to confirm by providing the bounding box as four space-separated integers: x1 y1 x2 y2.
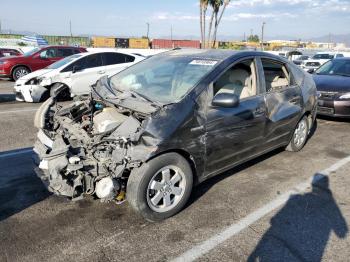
33 81 160 202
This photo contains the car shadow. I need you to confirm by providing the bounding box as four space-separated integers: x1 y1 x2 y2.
0 93 16 103
317 115 350 123
0 148 51 221
247 174 348 261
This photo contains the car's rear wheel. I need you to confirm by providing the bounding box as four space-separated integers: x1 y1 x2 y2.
286 116 309 152
12 66 30 81
127 153 193 222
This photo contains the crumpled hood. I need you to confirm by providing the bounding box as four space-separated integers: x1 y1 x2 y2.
17 68 54 81
313 74 350 92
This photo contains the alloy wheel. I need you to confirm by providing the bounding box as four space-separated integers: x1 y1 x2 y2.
146 165 186 213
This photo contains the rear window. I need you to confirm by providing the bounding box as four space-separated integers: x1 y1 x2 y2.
57 48 74 57
103 52 135 65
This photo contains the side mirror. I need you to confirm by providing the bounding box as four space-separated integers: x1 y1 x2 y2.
39 53 48 59
307 68 315 74
72 65 81 73
212 93 239 108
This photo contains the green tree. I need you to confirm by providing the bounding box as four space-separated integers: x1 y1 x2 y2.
248 34 260 43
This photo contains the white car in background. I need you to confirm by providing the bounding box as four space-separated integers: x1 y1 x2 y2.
301 52 344 72
14 51 144 102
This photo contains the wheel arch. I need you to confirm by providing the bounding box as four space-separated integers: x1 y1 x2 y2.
11 64 32 76
145 149 199 185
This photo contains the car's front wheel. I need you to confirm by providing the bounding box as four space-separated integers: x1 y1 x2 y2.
286 116 309 152
127 153 193 222
12 66 30 81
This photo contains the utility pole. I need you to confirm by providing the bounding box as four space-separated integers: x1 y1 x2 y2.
0 19 2 34
146 22 150 39
170 25 173 41
69 20 73 37
328 33 331 50
243 32 246 42
261 22 266 51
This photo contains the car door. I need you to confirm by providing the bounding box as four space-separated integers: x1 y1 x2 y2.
258 57 302 149
204 57 267 176
102 52 135 76
69 53 105 95
31 47 58 71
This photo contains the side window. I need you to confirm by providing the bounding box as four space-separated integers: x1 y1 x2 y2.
103 52 135 66
61 57 86 72
85 54 103 69
57 48 74 57
261 59 290 92
213 59 257 99
40 48 57 58
72 48 81 54
336 54 344 58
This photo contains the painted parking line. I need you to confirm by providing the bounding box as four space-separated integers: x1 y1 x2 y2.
0 147 33 158
0 108 38 115
172 155 350 262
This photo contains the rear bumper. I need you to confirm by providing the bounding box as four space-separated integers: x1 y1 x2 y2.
317 99 350 118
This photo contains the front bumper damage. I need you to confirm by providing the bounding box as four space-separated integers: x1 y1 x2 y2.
33 91 159 201
14 83 48 102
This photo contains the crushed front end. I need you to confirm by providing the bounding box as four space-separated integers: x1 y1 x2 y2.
33 83 159 202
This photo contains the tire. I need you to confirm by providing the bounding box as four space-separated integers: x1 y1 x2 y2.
12 66 30 81
50 83 71 101
286 116 309 152
127 153 193 222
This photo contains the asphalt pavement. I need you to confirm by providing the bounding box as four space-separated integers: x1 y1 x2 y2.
0 79 349 262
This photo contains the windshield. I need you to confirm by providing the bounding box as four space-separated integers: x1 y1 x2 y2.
316 59 350 77
312 54 334 60
109 55 219 103
47 54 82 69
23 48 40 57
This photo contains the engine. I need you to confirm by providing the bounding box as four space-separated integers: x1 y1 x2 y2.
34 98 146 202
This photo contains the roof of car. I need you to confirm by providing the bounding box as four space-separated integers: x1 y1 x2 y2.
333 57 350 60
158 49 281 61
77 50 138 57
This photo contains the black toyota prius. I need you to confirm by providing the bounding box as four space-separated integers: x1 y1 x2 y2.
33 49 317 221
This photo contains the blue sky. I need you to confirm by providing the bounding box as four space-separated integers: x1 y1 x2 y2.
1 0 350 40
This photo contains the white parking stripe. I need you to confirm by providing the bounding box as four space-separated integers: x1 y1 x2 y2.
0 148 33 158
0 108 38 114
172 155 350 262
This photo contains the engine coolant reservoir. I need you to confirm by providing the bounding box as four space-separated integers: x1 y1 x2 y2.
93 107 128 133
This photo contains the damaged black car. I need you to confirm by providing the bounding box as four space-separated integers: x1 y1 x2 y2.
33 49 317 221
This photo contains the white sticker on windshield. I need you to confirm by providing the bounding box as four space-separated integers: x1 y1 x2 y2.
189 60 218 66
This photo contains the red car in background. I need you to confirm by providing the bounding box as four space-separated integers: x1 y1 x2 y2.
0 48 22 58
0 46 87 80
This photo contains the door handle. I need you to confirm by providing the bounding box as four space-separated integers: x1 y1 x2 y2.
98 70 105 74
190 125 205 133
289 97 300 104
254 107 265 117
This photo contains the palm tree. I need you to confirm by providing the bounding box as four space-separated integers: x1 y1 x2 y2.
200 0 209 49
207 0 222 48
212 0 230 48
